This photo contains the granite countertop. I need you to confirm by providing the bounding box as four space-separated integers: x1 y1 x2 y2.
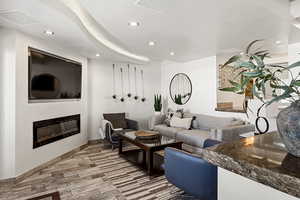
201 132 300 198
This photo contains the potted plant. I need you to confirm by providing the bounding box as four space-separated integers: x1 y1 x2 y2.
154 94 162 114
220 40 300 157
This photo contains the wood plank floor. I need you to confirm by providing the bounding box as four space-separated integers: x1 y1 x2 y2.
0 143 198 200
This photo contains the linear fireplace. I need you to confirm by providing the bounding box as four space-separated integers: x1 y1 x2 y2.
33 114 80 148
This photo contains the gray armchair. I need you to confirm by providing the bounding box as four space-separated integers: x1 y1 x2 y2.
103 113 139 149
125 118 139 130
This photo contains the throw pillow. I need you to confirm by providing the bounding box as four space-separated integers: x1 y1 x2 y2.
164 110 173 127
189 116 196 130
170 117 193 130
163 109 175 125
103 113 127 129
175 109 184 118
164 108 185 127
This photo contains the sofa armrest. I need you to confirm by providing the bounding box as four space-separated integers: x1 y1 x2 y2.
126 119 139 130
149 114 166 130
212 124 255 142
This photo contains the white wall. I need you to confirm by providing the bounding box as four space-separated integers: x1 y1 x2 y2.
0 29 88 179
0 28 16 179
88 59 161 140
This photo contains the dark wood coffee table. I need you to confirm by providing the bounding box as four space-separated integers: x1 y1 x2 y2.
118 131 182 175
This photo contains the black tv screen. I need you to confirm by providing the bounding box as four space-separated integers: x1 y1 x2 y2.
29 48 82 100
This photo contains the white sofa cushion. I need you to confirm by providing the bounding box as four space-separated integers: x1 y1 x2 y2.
184 113 244 130
176 129 211 148
170 117 193 129
153 124 183 138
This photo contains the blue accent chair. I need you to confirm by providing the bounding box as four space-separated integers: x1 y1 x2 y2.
164 139 220 200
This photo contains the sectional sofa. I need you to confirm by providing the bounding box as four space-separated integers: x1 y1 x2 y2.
150 112 255 153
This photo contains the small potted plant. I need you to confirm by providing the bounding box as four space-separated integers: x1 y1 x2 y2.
220 40 300 157
154 94 162 114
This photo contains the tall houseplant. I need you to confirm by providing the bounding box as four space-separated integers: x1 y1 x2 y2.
154 94 162 113
220 40 300 157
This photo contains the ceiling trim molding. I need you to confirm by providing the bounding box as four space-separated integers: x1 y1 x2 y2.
58 0 150 62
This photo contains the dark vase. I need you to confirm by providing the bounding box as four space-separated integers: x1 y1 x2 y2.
276 100 300 157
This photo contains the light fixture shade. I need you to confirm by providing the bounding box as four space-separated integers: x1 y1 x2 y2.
148 41 155 46
44 30 54 35
128 21 140 27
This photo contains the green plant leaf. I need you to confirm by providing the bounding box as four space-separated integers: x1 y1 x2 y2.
266 90 292 106
243 71 262 77
252 85 263 102
246 40 263 54
229 80 241 88
263 73 272 80
255 79 262 91
258 53 270 60
287 61 300 70
251 55 264 67
233 69 248 80
269 82 289 90
293 80 300 86
261 81 266 97
222 55 241 67
254 50 268 55
239 62 256 69
219 87 239 92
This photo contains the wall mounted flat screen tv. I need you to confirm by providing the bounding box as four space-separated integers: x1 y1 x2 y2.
28 47 82 100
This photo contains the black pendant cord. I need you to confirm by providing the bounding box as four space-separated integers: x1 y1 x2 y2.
141 69 146 102
134 67 139 100
127 64 132 98
112 64 117 99
120 68 125 102
255 103 269 135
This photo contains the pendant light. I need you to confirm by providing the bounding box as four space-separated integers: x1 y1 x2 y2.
127 64 132 98
141 69 146 102
120 67 125 102
112 64 117 99
134 67 139 100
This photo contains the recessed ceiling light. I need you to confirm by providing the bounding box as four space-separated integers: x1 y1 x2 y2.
44 30 54 36
240 52 244 55
96 53 100 57
148 41 155 46
128 21 140 27
275 40 282 45
170 52 175 56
